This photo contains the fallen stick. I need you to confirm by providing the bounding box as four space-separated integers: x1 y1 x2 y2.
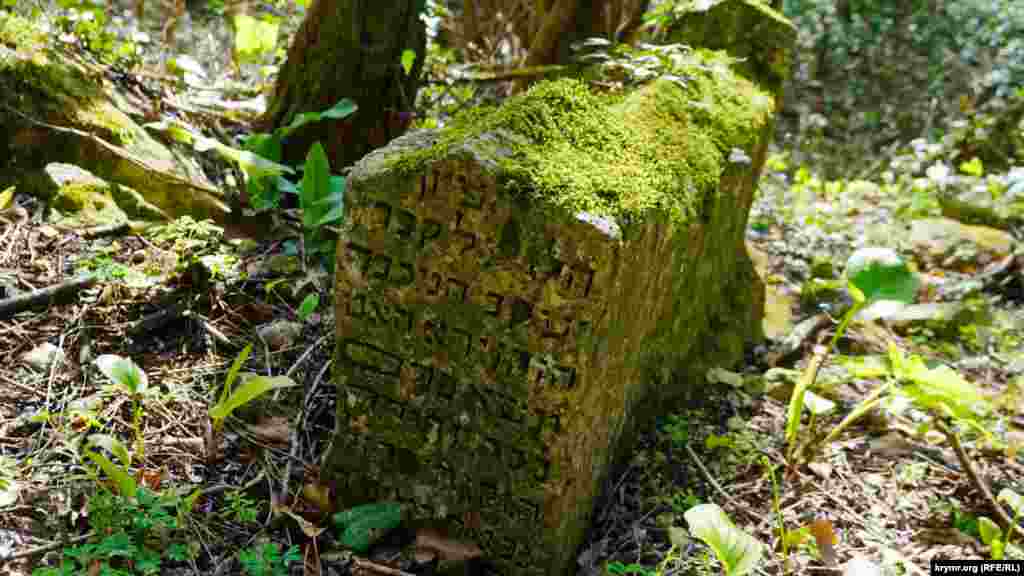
0 274 96 320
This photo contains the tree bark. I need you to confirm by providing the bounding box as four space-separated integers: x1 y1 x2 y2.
261 0 426 169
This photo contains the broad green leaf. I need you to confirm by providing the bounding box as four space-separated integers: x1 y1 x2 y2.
144 119 197 146
332 502 402 553
302 142 330 228
284 111 326 135
95 354 148 395
979 516 1002 546
278 175 300 195
894 353 990 420
328 174 346 197
845 247 917 305
87 434 132 467
401 49 417 76
992 538 1006 560
243 133 283 164
209 374 299 424
86 451 137 499
314 175 345 226
279 99 357 138
998 488 1024 517
214 144 294 182
221 344 253 405
320 98 357 120
316 202 345 227
684 503 763 576
298 294 319 321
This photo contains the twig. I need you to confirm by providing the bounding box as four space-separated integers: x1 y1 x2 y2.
684 443 759 522
284 335 327 380
353 556 416 576
277 359 331 510
936 419 1024 539
81 222 130 238
0 274 96 319
0 531 93 562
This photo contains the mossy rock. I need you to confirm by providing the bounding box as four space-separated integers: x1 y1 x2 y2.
327 43 790 575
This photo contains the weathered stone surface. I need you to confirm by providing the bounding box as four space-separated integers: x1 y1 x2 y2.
666 0 797 91
21 163 167 228
328 49 786 575
0 12 228 223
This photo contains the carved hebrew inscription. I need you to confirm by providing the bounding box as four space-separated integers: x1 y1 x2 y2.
336 160 605 566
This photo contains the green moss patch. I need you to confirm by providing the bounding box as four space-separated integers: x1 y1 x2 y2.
391 52 772 226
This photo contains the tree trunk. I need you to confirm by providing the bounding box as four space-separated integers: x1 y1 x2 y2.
261 0 426 169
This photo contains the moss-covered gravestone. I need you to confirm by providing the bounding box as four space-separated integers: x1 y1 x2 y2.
327 20 792 574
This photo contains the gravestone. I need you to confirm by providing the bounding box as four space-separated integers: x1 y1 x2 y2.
327 14 794 573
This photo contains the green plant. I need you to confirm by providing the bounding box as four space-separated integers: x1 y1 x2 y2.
763 457 790 568
238 543 300 576
297 293 319 321
32 486 192 576
606 561 658 575
684 503 763 576
661 413 690 447
978 489 1024 559
605 545 680 576
294 141 346 269
671 488 701 514
331 502 403 553
223 490 260 524
786 247 918 464
209 344 300 432
241 99 356 211
94 355 151 461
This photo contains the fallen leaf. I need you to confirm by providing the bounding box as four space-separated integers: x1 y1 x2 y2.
809 518 838 566
415 527 482 562
302 481 333 513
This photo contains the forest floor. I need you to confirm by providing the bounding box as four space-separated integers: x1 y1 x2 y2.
3 3 1024 576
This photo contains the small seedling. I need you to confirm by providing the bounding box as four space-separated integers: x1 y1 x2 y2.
787 247 918 464
238 542 300 576
978 489 1024 559
223 490 261 524
31 486 191 576
684 503 763 576
209 344 299 432
94 354 151 461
